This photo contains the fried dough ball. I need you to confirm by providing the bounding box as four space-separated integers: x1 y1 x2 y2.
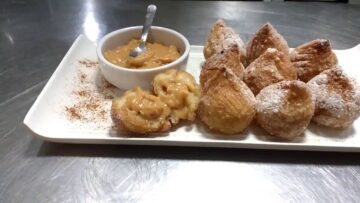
153 69 201 125
307 68 360 128
247 23 290 64
112 87 171 134
200 44 245 88
198 68 256 134
204 19 247 66
290 39 338 82
244 48 297 95
256 80 315 139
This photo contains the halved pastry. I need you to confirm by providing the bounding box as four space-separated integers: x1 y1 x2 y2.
198 68 256 134
153 69 201 125
307 68 360 128
112 87 171 134
246 23 289 64
290 39 338 82
244 48 297 95
200 44 245 88
204 19 247 66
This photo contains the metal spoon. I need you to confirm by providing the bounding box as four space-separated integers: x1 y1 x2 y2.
129 5 157 57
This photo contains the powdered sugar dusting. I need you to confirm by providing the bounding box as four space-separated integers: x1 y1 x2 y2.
209 20 246 59
256 83 287 114
307 73 344 115
216 27 244 52
266 48 278 54
308 68 360 124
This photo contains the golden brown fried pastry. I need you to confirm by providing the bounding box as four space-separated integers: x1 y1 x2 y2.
290 39 338 82
153 69 201 125
307 68 360 128
198 68 256 134
246 23 290 64
244 48 297 95
256 80 315 139
200 44 245 88
112 87 171 134
204 19 247 66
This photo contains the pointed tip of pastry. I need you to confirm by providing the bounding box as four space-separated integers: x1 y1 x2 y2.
257 22 276 35
215 19 226 26
318 38 330 46
264 22 272 27
263 22 274 29
311 39 331 52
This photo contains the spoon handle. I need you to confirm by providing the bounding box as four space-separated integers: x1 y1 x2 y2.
139 5 157 47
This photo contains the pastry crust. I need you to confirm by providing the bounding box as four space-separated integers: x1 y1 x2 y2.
246 23 289 64
256 80 315 139
153 69 201 125
198 68 256 134
200 44 245 88
244 48 297 95
204 19 247 66
112 87 171 134
307 68 360 128
290 39 338 82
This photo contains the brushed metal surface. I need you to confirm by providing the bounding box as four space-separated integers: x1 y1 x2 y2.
1 0 360 202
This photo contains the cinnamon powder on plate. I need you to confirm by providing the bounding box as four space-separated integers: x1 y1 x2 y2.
64 59 121 130
78 59 99 68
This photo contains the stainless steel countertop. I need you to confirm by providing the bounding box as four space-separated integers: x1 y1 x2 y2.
1 0 360 202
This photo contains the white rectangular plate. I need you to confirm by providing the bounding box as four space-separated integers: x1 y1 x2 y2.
24 35 360 152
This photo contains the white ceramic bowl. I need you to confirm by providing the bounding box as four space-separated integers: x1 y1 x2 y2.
97 26 190 90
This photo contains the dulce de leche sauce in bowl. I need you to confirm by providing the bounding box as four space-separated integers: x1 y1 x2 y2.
104 39 181 69
97 26 190 90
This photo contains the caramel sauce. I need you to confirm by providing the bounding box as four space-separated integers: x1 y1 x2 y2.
104 39 180 69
